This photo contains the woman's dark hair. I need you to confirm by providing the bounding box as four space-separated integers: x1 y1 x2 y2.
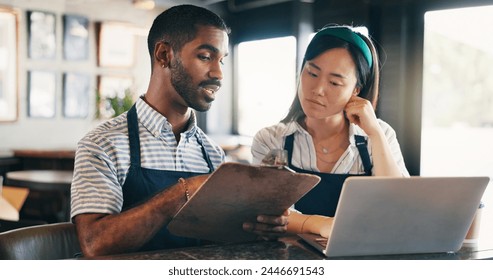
147 5 230 67
281 26 380 123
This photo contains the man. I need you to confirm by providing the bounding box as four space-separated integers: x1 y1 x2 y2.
71 5 288 257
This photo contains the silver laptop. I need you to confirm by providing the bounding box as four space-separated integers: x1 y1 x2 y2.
299 176 489 257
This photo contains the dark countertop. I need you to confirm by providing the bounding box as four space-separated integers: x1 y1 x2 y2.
82 236 493 260
84 237 314 260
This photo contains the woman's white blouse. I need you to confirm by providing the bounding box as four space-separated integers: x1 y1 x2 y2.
251 120 410 176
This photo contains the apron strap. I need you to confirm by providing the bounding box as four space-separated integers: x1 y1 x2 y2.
127 104 141 167
284 134 295 168
128 104 214 172
354 135 372 175
195 133 215 173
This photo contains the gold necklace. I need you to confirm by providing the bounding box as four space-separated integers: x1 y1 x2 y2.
317 143 344 155
317 155 338 165
315 150 339 164
317 133 350 155
321 146 329 154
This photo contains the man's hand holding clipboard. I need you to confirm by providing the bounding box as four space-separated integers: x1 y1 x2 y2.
167 162 320 243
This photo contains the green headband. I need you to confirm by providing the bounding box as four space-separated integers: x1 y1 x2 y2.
310 26 373 68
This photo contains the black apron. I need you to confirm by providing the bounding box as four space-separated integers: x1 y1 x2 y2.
285 133 372 217
121 105 214 251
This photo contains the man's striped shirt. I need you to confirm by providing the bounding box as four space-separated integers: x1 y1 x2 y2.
70 97 225 219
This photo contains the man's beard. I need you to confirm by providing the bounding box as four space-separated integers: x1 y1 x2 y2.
170 57 216 112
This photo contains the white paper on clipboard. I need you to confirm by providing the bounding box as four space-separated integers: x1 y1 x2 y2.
167 162 320 243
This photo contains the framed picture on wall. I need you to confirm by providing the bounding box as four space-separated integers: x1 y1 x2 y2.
27 71 57 118
97 75 133 119
0 9 18 122
27 10 56 60
97 22 136 67
63 14 89 61
63 72 90 118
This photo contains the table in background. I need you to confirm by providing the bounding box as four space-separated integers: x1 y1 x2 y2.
0 156 21 179
13 149 75 171
5 170 73 223
1 186 29 212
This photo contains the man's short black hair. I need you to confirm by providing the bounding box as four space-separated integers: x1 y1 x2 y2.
147 4 230 63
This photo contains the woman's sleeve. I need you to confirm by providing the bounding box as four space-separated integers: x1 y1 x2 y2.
381 122 410 177
251 126 283 165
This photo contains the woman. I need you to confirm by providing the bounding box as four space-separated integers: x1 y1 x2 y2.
251 25 409 237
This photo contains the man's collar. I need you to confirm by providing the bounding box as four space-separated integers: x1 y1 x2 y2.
135 97 198 138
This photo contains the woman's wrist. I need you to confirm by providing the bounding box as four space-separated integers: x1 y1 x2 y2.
286 212 333 236
304 215 333 235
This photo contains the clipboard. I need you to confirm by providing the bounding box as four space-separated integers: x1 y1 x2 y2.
167 162 321 243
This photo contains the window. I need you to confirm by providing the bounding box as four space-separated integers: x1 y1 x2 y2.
236 36 297 137
0 9 18 122
422 5 493 247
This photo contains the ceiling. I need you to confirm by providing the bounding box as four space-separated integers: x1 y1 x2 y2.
154 0 226 7
154 0 298 12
